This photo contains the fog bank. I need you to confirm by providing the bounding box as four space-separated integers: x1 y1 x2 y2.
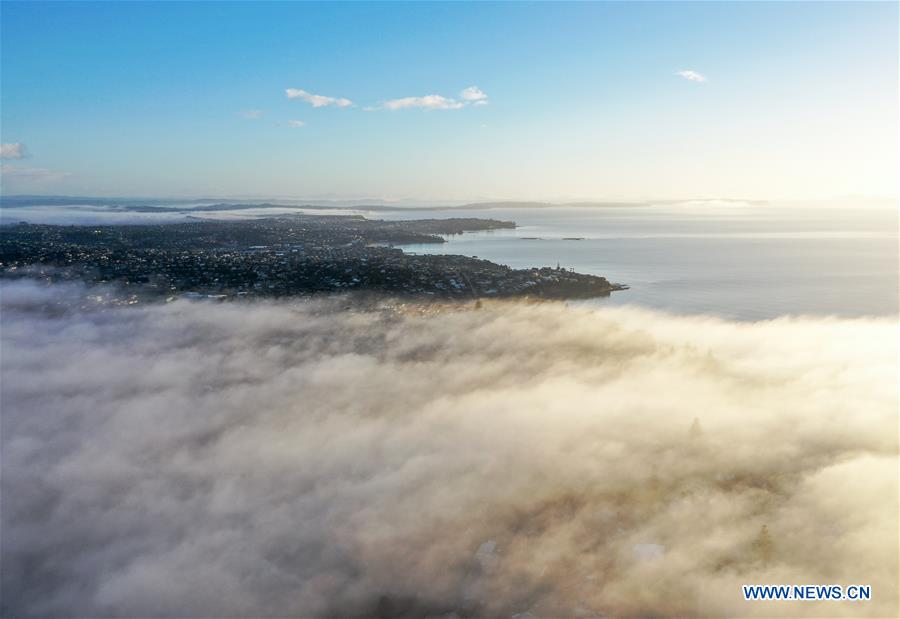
2 280 897 618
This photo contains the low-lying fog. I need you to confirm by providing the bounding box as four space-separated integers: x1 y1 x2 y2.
2 280 897 618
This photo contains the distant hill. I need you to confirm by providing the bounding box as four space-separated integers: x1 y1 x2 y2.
0 195 768 212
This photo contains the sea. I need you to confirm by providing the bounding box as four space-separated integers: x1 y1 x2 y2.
2 201 896 320
381 204 897 320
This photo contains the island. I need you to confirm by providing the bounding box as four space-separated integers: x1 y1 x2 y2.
0 214 626 302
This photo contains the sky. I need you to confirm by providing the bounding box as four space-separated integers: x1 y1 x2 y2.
0 1 897 202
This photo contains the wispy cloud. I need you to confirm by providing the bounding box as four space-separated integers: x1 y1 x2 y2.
384 95 465 110
0 142 27 159
285 88 353 108
287 120 305 128
676 69 707 83
238 110 263 119
382 86 489 111
459 86 488 103
1 163 71 185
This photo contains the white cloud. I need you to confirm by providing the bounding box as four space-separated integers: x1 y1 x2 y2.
285 88 353 108
383 95 465 110
287 120 305 128
382 87 488 111
238 110 263 119
459 86 488 102
676 69 707 83
0 142 27 159
286 85 488 112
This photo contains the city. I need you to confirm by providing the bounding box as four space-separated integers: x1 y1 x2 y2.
0 214 625 302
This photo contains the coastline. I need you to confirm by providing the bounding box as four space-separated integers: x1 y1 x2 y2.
0 215 626 303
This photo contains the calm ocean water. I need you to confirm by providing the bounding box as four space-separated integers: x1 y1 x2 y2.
381 205 898 320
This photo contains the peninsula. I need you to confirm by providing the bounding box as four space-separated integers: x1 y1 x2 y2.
0 214 626 302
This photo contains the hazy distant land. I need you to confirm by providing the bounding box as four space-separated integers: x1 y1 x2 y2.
0 194 771 213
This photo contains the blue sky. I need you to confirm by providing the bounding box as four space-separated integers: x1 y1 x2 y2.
1 1 896 201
